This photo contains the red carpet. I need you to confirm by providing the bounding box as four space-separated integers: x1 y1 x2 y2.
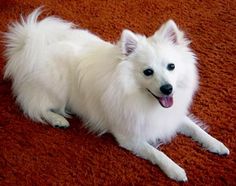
0 0 235 185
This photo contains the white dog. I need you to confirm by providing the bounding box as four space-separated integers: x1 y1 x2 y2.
4 8 229 181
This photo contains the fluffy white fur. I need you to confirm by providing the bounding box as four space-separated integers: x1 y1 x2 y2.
4 8 229 181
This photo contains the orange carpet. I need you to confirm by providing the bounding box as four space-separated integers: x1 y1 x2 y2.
0 0 235 185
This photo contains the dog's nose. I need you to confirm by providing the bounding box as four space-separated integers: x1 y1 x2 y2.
160 84 173 95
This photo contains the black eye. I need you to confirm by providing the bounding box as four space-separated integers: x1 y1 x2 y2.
167 63 175 71
143 68 154 76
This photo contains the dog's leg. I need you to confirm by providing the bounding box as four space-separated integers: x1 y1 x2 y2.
178 116 229 155
43 110 70 128
116 136 187 182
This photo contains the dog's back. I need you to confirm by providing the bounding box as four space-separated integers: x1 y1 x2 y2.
4 8 117 129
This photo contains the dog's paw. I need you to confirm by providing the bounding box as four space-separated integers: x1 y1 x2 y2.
44 111 70 129
206 140 230 155
164 163 188 182
52 117 70 128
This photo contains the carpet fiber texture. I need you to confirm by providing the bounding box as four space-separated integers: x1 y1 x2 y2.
0 0 235 185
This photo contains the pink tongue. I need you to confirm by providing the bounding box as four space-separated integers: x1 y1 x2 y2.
158 96 173 108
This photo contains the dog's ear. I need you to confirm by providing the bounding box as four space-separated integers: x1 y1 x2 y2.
120 29 138 56
152 20 189 45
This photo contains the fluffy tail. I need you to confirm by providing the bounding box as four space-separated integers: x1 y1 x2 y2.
3 7 74 81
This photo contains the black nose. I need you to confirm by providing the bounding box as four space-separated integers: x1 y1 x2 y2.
160 84 173 95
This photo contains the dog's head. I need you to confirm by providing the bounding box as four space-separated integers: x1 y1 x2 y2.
118 20 197 108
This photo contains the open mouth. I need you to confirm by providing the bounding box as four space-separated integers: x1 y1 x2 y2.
147 89 173 108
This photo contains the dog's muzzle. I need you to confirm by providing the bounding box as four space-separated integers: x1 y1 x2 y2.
147 89 173 108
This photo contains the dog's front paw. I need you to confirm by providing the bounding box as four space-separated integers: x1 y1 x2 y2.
205 139 230 155
164 163 188 182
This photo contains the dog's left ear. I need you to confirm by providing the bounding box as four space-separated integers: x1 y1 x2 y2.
152 20 189 46
120 29 138 56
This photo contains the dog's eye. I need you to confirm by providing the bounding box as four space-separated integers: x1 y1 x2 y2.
143 68 154 76
167 63 175 71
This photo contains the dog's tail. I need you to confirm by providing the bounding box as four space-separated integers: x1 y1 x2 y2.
3 7 74 81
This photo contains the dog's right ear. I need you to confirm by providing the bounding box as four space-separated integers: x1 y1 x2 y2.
120 29 138 56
